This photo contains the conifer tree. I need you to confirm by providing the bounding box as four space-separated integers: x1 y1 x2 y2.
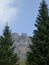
26 0 49 65
0 24 19 65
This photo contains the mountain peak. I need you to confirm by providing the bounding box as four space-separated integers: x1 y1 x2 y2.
12 33 32 61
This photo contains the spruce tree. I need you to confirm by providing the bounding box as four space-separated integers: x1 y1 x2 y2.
0 24 19 65
26 0 49 65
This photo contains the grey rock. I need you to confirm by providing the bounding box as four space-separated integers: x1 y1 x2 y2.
12 33 32 61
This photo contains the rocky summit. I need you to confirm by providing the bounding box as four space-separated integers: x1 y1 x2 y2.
12 33 32 61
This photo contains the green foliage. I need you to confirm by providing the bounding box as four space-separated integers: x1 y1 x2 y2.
26 0 49 65
19 61 26 65
0 24 19 65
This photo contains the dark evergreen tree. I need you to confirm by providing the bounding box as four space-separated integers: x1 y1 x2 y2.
0 24 19 65
26 0 49 65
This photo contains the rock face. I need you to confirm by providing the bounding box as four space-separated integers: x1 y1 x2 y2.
12 33 32 61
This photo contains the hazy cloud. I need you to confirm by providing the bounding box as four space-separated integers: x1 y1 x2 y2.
0 0 23 23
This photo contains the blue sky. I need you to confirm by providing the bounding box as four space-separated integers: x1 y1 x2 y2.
0 0 49 36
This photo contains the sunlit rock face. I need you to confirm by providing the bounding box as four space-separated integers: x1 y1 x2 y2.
12 33 32 61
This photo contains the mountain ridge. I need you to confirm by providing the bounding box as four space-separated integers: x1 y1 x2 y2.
12 33 32 61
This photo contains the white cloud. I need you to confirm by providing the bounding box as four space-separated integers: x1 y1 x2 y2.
0 0 23 24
